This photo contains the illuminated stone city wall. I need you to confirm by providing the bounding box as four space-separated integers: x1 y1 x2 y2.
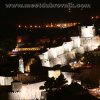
71 36 80 48
48 70 61 79
0 76 13 85
39 50 76 67
62 72 73 85
39 25 100 68
81 26 95 37
8 82 45 100
80 36 100 51
63 41 73 52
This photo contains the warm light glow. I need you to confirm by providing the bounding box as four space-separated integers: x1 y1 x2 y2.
48 70 61 79
17 22 78 29
91 16 94 19
17 37 22 43
30 25 33 28
63 23 67 27
35 25 37 28
18 25 21 28
57 24 60 27
96 16 99 19
46 25 49 28
25 25 27 28
14 47 40 52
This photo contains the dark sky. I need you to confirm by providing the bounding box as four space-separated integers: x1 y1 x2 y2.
0 0 100 27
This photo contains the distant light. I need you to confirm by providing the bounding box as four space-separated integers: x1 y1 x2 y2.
25 25 27 28
35 25 37 28
63 23 67 27
18 25 21 28
57 24 60 27
12 49 18 52
91 16 94 19
50 23 53 27
24 73 29 76
11 71 14 73
73 23 76 26
17 37 22 43
38 26 41 28
46 25 48 28
11 55 16 57
96 16 99 19
30 25 33 28
78 22 80 24
74 61 77 64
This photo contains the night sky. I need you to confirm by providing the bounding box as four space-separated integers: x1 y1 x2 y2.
0 0 100 28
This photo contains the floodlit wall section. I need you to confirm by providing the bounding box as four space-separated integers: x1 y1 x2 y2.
81 26 95 37
62 72 73 85
76 46 85 54
12 82 22 92
56 46 64 55
48 70 61 79
39 42 76 67
48 48 57 58
71 36 80 48
63 41 73 52
8 82 45 100
0 76 13 85
80 36 100 51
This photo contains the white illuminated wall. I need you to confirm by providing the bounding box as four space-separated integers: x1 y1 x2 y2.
62 72 73 85
0 76 13 85
76 46 85 54
63 41 73 52
39 44 76 67
41 59 52 67
52 57 62 65
48 70 61 79
71 36 80 48
48 48 57 58
8 82 45 100
81 26 95 37
42 51 49 59
81 36 100 52
56 46 64 55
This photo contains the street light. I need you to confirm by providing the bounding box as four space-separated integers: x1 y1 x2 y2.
18 25 21 28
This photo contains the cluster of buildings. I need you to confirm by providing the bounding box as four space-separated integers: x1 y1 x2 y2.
39 25 100 68
0 25 100 99
38 25 100 84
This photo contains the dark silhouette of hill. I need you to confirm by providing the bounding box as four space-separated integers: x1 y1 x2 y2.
46 82 99 100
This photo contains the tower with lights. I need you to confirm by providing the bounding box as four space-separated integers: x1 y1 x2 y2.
19 57 24 73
